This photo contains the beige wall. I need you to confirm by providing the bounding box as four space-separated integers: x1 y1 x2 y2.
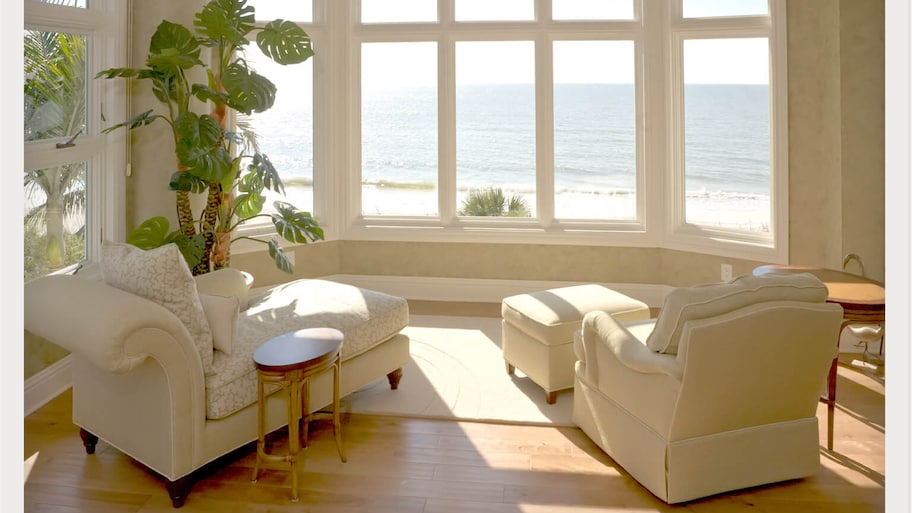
25 0 887 379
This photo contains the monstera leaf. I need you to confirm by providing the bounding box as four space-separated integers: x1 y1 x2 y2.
173 113 232 182
249 153 284 194
101 109 161 134
146 21 203 75
257 20 314 65
222 62 276 114
272 201 324 244
194 0 255 48
126 216 206 269
267 238 295 274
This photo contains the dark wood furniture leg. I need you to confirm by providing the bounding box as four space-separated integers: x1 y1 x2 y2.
825 356 838 450
165 475 194 508
78 428 98 454
387 368 403 390
546 391 557 405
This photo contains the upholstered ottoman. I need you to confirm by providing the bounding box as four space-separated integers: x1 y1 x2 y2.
501 284 650 403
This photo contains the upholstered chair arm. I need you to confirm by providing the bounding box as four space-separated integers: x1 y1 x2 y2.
578 311 682 382
24 274 203 376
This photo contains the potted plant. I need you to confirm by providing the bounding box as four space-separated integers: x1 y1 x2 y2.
97 0 322 275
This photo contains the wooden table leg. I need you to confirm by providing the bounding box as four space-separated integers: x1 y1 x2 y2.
825 356 837 450
251 376 265 483
287 376 303 502
333 358 346 462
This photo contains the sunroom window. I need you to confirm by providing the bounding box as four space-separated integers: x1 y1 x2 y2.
237 0 786 260
23 0 126 282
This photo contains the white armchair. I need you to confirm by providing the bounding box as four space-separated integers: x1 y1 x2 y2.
572 273 844 504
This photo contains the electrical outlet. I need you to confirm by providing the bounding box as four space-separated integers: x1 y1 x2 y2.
721 263 733 281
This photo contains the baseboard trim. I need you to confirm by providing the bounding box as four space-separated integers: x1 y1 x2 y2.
24 355 72 417
323 274 672 307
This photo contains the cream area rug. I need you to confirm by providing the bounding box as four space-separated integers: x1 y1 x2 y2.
340 315 574 427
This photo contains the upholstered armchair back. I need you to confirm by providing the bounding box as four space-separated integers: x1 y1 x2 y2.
669 300 844 441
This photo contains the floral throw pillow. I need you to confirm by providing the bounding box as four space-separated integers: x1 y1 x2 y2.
101 241 215 374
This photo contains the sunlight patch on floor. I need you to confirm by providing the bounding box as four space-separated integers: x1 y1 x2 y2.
24 452 38 483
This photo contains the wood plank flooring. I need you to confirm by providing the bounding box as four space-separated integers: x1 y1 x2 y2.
23 302 886 512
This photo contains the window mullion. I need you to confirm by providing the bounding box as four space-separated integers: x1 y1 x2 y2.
439 33 457 224
535 32 554 226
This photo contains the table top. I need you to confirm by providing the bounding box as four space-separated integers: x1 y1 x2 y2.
253 328 344 372
752 265 885 311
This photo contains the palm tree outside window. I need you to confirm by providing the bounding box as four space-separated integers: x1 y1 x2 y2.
24 28 88 280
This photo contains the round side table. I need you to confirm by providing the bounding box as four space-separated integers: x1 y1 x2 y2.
250 328 347 501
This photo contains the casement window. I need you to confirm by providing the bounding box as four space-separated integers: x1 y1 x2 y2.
23 0 127 282
244 0 787 260
665 0 786 260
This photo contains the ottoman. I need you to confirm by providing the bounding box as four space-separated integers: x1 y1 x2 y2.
501 284 651 404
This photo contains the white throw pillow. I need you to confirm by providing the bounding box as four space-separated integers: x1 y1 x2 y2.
101 241 215 374
199 294 239 355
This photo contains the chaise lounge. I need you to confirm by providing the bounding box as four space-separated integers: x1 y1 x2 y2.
24 243 411 508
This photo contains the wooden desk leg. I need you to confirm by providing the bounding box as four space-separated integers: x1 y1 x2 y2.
333 359 346 462
826 356 838 451
251 376 265 483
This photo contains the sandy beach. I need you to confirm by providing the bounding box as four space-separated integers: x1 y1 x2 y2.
273 184 770 234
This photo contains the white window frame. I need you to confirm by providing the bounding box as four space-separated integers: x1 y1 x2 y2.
23 0 128 278
237 0 788 263
663 0 788 262
338 0 651 248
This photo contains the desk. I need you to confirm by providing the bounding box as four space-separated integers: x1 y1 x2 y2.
251 328 347 501
752 265 885 450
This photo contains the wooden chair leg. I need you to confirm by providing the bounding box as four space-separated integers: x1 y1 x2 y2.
387 368 403 390
78 428 98 455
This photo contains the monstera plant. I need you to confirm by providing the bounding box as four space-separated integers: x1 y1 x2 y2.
97 0 322 275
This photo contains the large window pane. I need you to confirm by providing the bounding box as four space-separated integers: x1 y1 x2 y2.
361 42 438 216
362 0 436 23
553 0 634 20
456 41 535 217
24 162 87 282
244 44 314 215
553 41 636 220
247 0 312 22
682 0 768 18
683 38 770 233
456 0 534 21
24 30 86 142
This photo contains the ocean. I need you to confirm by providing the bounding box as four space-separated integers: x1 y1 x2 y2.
252 83 771 228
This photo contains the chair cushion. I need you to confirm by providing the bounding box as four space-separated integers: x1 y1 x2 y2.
204 278 409 420
646 272 828 354
101 241 215 374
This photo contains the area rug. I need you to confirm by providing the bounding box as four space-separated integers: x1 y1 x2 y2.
339 315 575 427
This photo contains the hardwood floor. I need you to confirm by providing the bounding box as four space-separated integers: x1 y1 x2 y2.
23 303 886 512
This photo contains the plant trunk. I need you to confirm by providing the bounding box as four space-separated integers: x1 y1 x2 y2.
200 182 222 273
44 200 66 270
213 230 231 270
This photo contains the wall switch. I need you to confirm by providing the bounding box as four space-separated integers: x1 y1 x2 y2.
721 263 733 281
